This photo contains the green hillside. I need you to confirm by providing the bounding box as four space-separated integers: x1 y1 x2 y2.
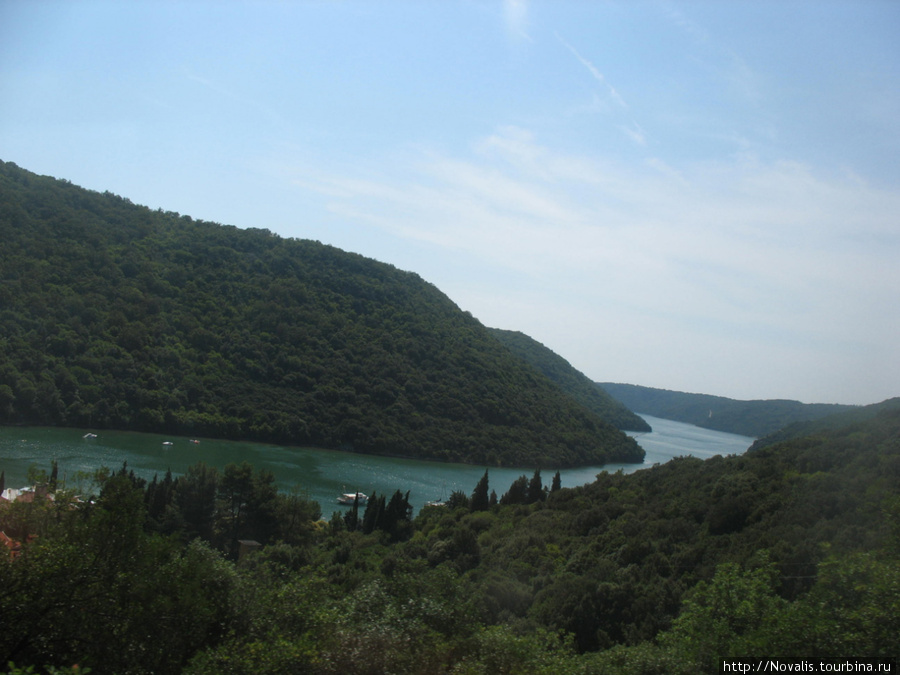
489 328 651 432
749 396 900 451
0 160 642 468
597 382 853 438
3 387 897 672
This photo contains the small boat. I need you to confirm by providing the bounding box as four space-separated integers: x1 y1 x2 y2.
337 492 368 506
190 439 200 444
82 433 97 439
162 441 174 446
426 483 446 507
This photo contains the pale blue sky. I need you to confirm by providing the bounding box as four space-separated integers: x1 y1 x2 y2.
2 0 898 405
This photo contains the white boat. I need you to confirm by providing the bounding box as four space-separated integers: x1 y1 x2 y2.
337 492 368 505
162 441 174 446
426 484 446 507
83 433 97 439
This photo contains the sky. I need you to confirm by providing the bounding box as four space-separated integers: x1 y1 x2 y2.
1 1 898 406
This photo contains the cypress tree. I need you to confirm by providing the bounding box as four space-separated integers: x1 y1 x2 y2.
526 468 545 504
362 492 382 534
384 490 410 528
49 460 59 491
471 470 490 512
501 475 529 505
344 495 360 531
551 470 562 492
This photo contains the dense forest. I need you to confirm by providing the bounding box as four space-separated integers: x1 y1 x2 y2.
1 402 897 673
749 396 900 451
597 382 853 438
0 160 642 468
489 329 651 432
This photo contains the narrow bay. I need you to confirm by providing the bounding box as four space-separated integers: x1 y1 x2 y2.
0 414 754 513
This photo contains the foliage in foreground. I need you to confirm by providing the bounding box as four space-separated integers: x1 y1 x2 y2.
1 407 898 673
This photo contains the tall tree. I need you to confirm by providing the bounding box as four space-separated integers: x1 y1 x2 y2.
245 467 279 544
471 470 490 512
344 495 360 531
48 461 58 492
175 462 219 541
361 492 383 534
526 469 544 504
500 475 529 506
383 490 413 541
551 470 562 492
219 462 254 550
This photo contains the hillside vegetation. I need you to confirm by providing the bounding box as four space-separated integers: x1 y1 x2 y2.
0 160 642 467
598 382 853 438
2 396 897 672
749 396 900 451
489 329 651 432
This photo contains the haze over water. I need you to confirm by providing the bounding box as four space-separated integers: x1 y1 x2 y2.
0 415 753 513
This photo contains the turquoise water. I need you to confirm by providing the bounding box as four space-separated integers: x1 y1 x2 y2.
0 415 753 513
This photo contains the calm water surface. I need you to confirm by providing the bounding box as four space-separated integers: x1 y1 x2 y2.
0 414 753 513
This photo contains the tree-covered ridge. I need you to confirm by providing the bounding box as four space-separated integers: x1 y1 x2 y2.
489 328 651 432
749 396 900 451
0 160 642 467
597 381 854 438
2 393 897 672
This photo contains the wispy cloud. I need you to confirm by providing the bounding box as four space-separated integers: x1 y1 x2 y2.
503 0 530 42
659 0 709 45
658 3 764 109
556 33 627 109
289 127 900 402
555 33 650 147
621 121 647 146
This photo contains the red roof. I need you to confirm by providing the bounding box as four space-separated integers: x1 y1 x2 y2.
0 531 23 558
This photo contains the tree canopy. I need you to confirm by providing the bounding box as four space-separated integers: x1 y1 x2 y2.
490 328 651 432
2 397 897 672
598 382 855 437
0 160 642 468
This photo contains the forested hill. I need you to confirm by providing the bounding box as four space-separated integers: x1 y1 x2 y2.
597 382 853 438
489 329 651 432
4 365 898 671
749 396 900 452
0 160 642 467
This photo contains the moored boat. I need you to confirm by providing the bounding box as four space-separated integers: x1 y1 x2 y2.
337 492 368 505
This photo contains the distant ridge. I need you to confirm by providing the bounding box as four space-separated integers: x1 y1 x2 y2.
0 160 643 468
489 329 651 432
597 382 854 438
748 396 900 451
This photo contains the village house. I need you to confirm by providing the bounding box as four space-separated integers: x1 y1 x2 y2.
0 484 55 559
